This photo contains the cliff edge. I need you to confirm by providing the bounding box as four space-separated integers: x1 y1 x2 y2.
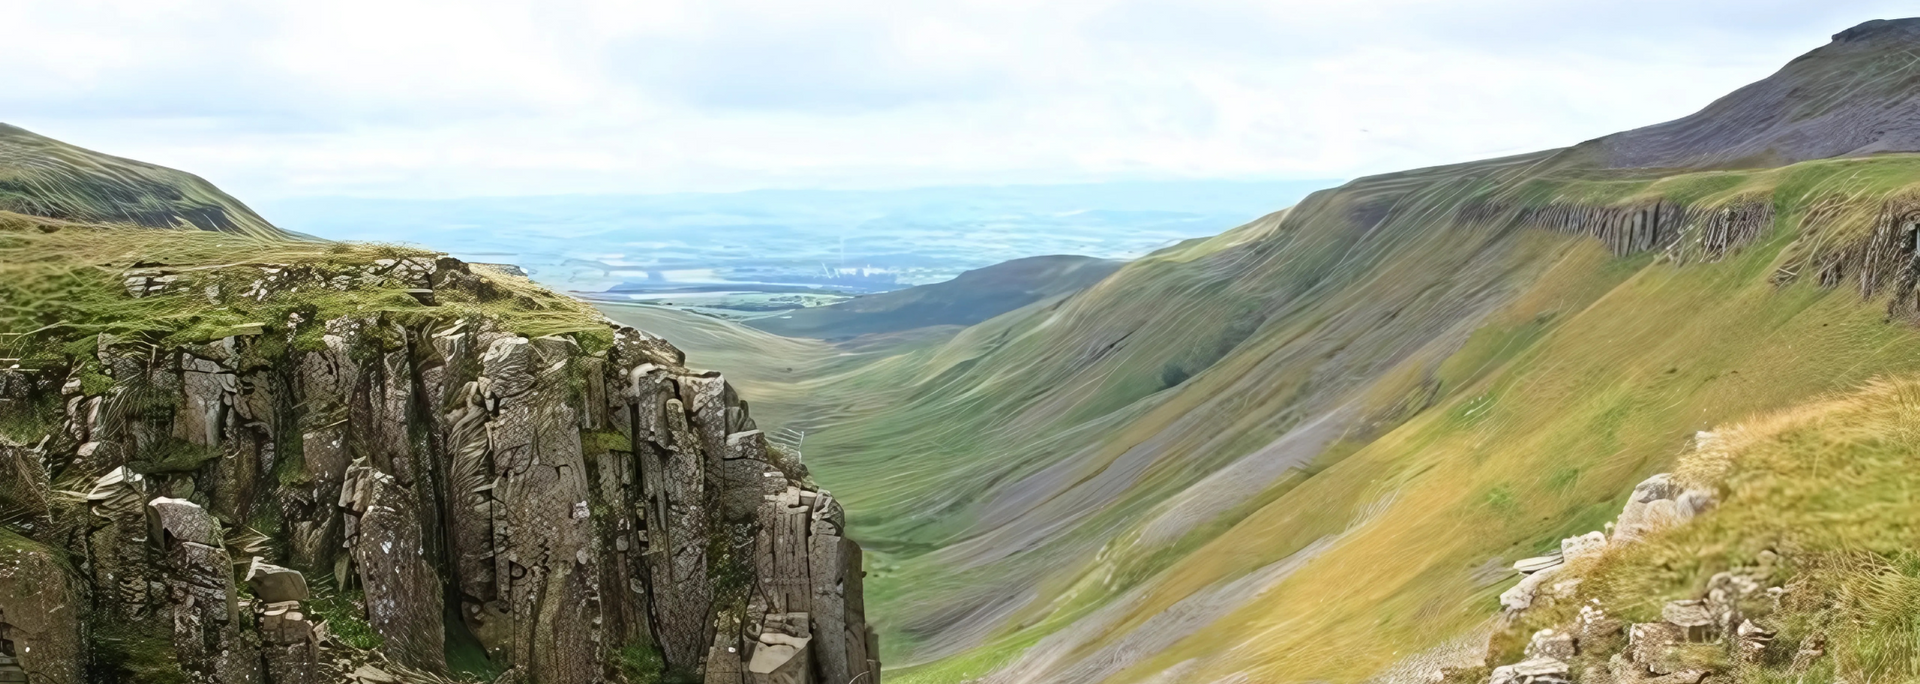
0 135 877 683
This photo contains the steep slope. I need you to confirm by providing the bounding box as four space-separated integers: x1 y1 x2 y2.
0 123 287 238
0 137 878 683
745 255 1123 340
1449 377 1920 682
1594 17 1920 169
631 19 1920 684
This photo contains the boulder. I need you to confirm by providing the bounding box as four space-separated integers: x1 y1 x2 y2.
1524 628 1577 661
149 496 221 546
746 613 813 684
1560 531 1607 564
1513 554 1564 574
1490 657 1569 684
1630 474 1680 503
1735 619 1775 662
245 558 310 603
1501 565 1562 612
1661 599 1716 642
1627 622 1685 675
1613 473 1717 545
153 499 260 684
340 462 446 674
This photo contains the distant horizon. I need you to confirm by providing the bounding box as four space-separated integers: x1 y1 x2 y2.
258 177 1338 293
251 176 1347 204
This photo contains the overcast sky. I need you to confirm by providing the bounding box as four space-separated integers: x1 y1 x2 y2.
3 0 1912 200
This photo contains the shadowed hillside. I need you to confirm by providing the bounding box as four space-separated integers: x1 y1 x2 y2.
0 123 288 238
746 255 1124 340
614 18 1920 684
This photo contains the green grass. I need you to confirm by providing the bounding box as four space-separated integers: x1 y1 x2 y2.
627 150 1920 682
612 644 704 684
1506 377 1920 681
89 618 189 684
0 214 618 385
308 586 384 651
0 122 287 238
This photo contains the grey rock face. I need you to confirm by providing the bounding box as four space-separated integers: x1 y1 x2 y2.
246 558 310 604
0 534 83 684
151 497 261 684
0 255 878 684
341 462 447 674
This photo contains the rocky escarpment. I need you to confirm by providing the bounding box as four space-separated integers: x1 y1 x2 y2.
1459 198 1776 262
0 252 880 683
1473 192 1920 324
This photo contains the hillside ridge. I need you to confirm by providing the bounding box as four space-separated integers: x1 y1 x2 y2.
1592 17 1920 170
0 123 288 239
746 254 1124 340
626 17 1920 684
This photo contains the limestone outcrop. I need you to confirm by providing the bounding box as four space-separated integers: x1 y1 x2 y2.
1463 471 1781 684
1458 198 1776 262
0 254 879 683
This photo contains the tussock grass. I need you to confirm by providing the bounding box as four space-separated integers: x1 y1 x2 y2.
0 213 615 367
1572 377 1920 681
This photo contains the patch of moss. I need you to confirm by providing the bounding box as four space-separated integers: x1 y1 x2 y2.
89 618 188 684
444 616 501 681
307 588 383 651
128 438 220 475
0 391 58 445
580 429 632 455
613 644 673 684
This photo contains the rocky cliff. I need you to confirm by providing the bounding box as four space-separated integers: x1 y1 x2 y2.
0 192 880 682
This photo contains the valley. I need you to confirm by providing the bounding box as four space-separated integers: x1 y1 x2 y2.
598 17 1920 684
5 12 1920 684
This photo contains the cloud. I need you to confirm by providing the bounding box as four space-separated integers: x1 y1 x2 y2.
606 5 1016 113
0 0 1913 201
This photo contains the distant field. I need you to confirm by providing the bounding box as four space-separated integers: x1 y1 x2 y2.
261 179 1335 293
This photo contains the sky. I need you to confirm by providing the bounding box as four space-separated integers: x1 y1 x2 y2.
3 0 1914 201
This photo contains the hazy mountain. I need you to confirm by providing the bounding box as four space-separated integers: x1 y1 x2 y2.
745 255 1124 340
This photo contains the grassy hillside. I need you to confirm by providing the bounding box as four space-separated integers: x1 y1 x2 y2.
664 149 1920 684
0 214 603 357
0 123 287 239
617 20 1920 684
1473 376 1920 682
745 255 1123 340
